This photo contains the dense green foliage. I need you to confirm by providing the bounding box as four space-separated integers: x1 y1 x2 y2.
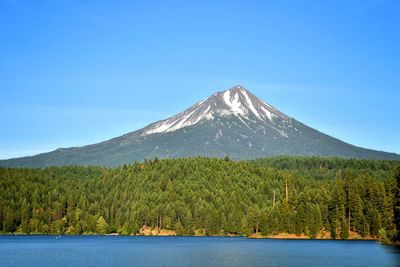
395 166 400 242
1 157 399 241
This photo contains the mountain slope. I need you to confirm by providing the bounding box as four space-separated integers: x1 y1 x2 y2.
1 85 399 167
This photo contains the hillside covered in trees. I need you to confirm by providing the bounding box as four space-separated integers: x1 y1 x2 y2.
1 157 399 243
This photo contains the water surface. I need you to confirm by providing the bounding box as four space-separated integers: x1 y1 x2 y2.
0 236 399 267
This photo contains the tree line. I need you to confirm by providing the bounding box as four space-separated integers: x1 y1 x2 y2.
1 157 399 243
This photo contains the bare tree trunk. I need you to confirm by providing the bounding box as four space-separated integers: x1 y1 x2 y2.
348 210 351 232
273 189 276 208
285 177 288 203
348 185 351 231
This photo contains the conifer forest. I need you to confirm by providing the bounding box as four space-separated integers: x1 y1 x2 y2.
1 157 400 244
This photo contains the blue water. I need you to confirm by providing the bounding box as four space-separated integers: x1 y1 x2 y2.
0 236 399 267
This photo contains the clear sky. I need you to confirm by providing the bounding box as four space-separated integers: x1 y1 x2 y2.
1 0 399 159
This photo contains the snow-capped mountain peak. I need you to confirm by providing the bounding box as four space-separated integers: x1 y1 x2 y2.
144 85 290 135
2 84 399 168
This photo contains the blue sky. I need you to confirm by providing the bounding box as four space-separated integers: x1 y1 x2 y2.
1 0 399 159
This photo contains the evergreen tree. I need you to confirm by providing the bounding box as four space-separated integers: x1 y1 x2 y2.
394 166 400 242
96 216 108 234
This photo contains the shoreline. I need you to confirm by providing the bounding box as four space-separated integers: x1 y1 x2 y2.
248 231 377 241
0 232 378 241
0 227 378 241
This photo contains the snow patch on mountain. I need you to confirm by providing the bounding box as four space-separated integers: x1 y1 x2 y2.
215 129 223 141
260 106 273 121
241 88 261 119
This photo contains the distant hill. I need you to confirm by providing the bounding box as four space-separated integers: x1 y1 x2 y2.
1 85 399 167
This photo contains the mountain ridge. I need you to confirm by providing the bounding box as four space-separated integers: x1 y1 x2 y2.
1 85 399 167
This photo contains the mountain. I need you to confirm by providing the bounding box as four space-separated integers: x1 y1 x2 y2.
1 85 399 167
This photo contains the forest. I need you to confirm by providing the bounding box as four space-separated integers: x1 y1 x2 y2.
1 157 400 244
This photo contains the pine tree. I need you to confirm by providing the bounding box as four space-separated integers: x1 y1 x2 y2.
341 216 349 239
394 166 400 242
96 216 108 234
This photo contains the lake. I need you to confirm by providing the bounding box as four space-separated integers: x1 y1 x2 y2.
0 236 399 267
